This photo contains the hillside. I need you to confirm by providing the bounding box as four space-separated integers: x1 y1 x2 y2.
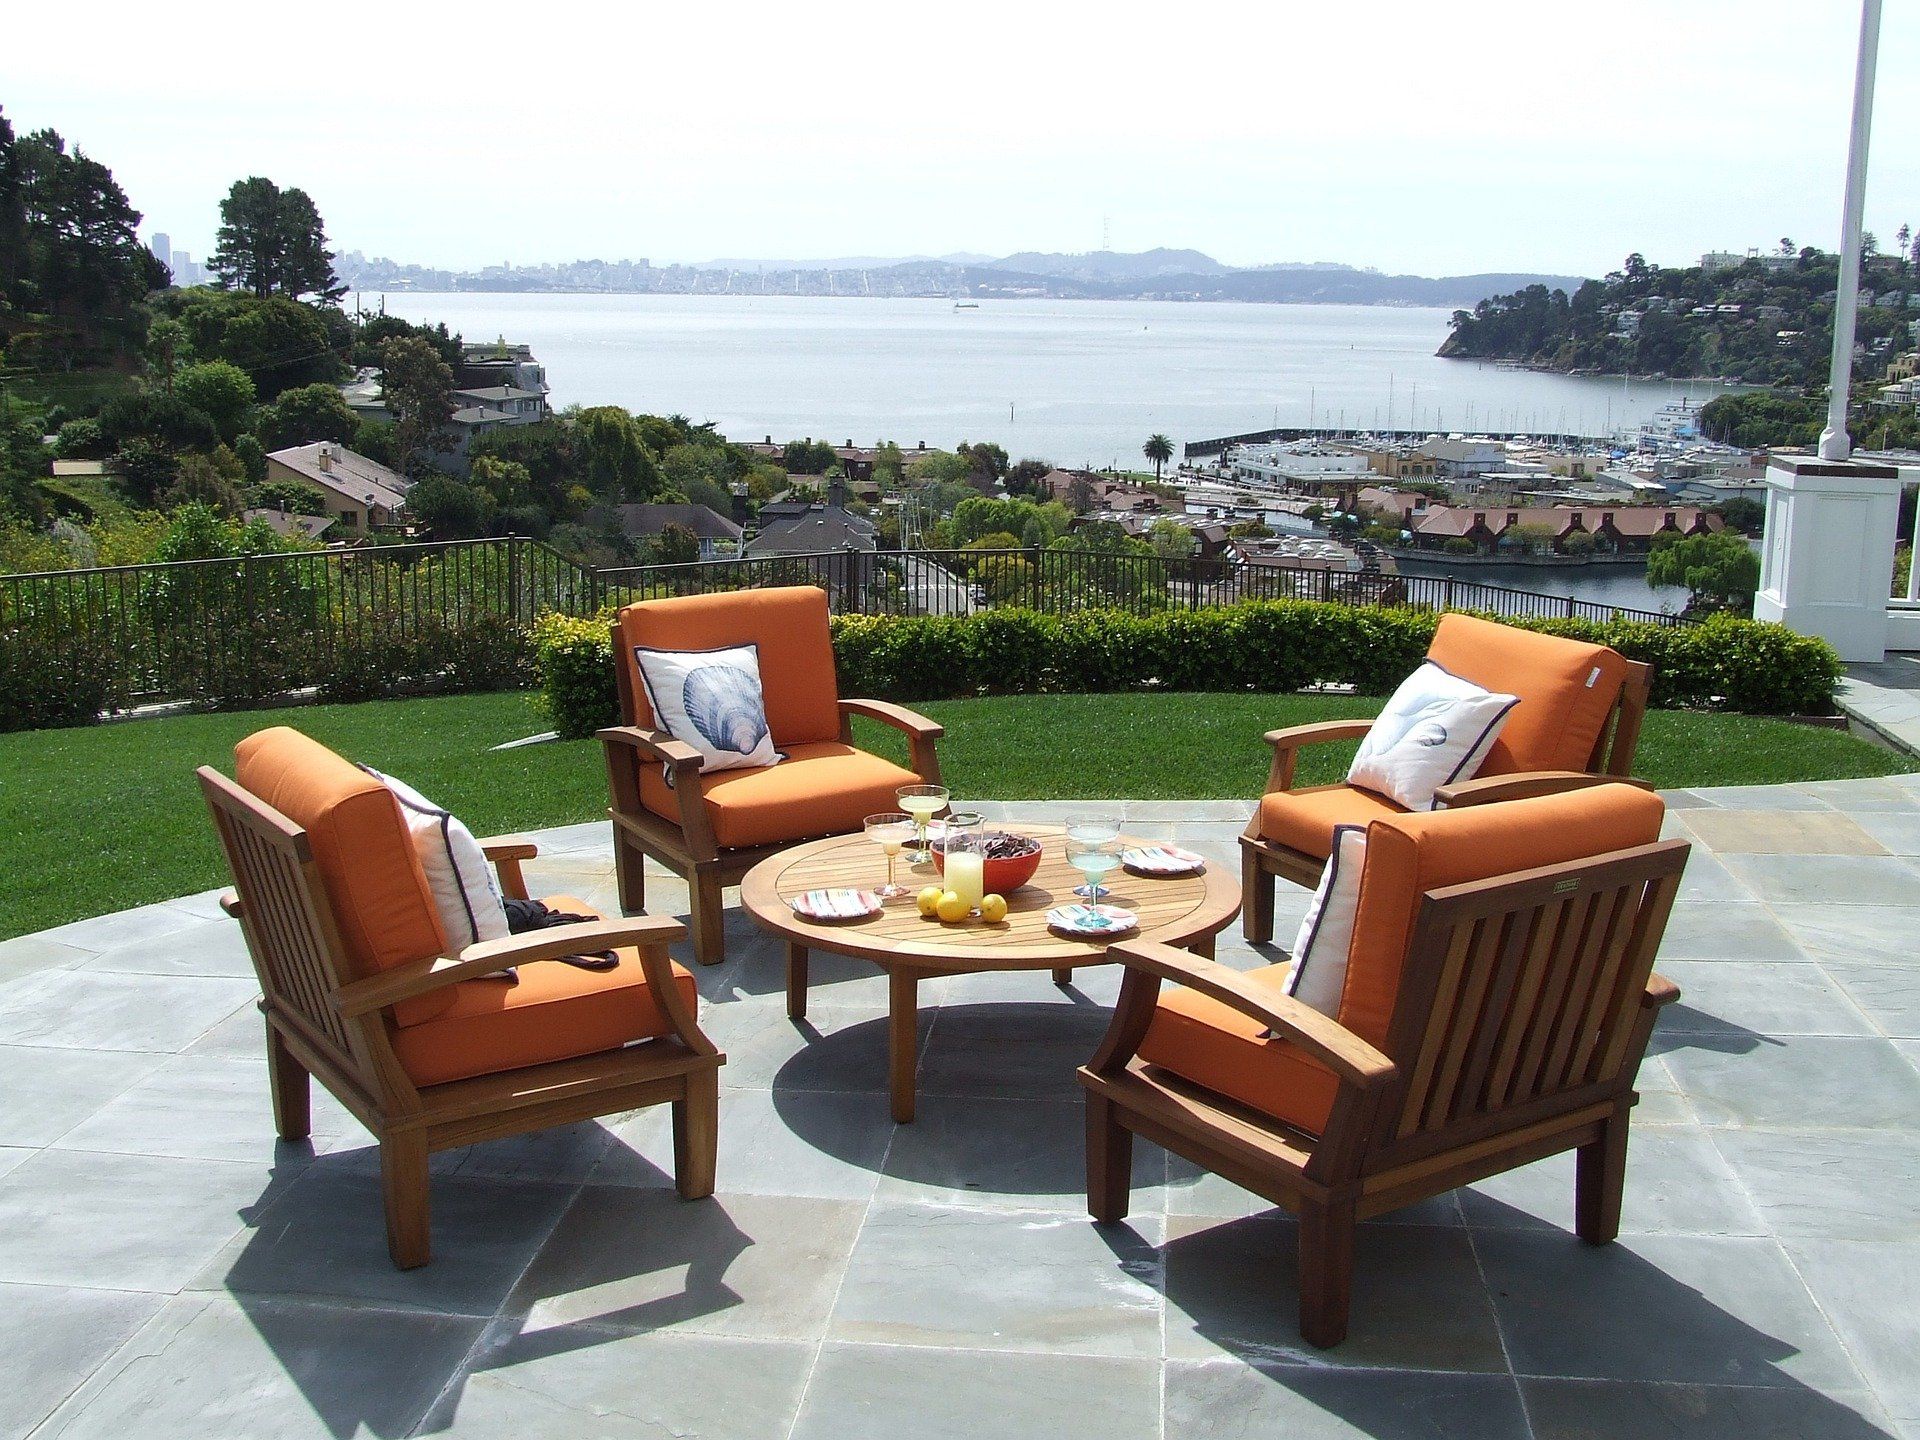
1439 248 1920 384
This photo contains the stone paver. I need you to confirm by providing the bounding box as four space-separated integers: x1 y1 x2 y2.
1 787 1917 1438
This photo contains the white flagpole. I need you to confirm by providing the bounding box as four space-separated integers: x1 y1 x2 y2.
1819 0 1884 462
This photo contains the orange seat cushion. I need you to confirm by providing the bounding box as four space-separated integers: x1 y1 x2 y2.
1143 784 1666 1137
1425 613 1630 776
1256 784 1408 860
390 894 699 1088
233 726 454 1025
618 586 841 748
1138 962 1343 1136
641 740 924 850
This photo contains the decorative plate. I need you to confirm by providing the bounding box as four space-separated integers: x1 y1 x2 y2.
790 888 883 921
1047 903 1139 937
1120 844 1207 877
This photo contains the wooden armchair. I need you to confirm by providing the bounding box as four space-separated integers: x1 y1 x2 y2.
601 585 944 965
1083 784 1685 1347
201 726 722 1270
1242 612 1652 942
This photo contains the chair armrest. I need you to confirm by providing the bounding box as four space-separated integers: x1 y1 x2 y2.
1432 771 1652 809
1260 719 1374 793
476 834 538 901
219 889 242 919
1642 971 1681 1009
840 698 943 783
334 916 688 1019
598 724 703 771
1104 939 1395 1090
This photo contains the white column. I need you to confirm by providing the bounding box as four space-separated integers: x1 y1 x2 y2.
1819 0 1883 461
1755 455 1904 661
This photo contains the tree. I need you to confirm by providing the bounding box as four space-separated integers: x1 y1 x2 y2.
378 336 455 474
649 522 700 566
405 474 493 539
576 406 660 501
161 450 246 516
957 439 1008 481
1143 433 1173 480
1006 458 1052 497
1778 237 1796 257
1647 530 1759 615
1148 517 1196 560
173 361 256 443
210 176 343 300
1712 497 1766 536
144 317 192 390
1066 473 1097 514
258 382 359 450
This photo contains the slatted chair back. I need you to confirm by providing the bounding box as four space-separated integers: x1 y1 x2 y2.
1588 660 1653 777
197 767 394 1105
1367 839 1686 1173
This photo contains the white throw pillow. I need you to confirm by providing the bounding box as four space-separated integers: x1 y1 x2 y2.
362 767 509 949
1347 661 1519 811
633 642 781 773
1285 825 1366 1019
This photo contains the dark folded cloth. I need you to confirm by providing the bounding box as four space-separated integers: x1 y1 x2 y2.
480 899 623 984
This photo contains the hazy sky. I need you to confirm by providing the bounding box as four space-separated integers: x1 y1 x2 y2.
6 0 1918 278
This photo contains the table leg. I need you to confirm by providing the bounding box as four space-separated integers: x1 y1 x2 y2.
889 969 918 1124
786 942 809 1021
1191 933 1216 960
1051 966 1073 987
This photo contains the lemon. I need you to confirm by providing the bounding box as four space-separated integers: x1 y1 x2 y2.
916 886 945 918
935 890 971 923
979 893 1009 923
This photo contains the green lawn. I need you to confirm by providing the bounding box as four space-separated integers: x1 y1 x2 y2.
1 689 1907 941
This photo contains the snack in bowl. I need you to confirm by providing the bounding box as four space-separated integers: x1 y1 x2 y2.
931 830 1044 894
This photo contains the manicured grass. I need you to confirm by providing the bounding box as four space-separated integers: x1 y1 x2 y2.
1 689 1908 941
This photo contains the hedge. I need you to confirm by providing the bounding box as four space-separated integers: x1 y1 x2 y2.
531 599 1844 741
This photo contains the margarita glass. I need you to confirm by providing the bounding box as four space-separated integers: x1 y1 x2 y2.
863 812 917 898
1064 815 1122 902
896 783 949 863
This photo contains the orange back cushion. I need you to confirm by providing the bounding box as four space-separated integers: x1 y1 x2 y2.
618 586 840 748
233 727 450 998
1425 613 1630 775
1337 783 1666 1049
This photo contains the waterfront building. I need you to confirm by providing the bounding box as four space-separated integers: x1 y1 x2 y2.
594 503 744 558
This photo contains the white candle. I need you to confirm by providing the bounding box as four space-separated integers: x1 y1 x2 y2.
945 852 985 910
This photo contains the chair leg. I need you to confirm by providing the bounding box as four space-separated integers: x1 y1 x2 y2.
1576 1110 1631 1245
1085 1091 1134 1224
380 1135 431 1270
1242 843 1275 945
786 943 809 1021
265 1022 310 1142
673 1069 719 1200
1299 1198 1356 1348
614 832 647 916
689 868 727 966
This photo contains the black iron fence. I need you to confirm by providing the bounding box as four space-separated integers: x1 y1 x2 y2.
0 538 1684 717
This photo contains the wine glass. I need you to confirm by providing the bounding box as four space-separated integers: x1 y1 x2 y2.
1064 814 1121 899
1066 827 1122 905
896 783 949 864
862 812 916 898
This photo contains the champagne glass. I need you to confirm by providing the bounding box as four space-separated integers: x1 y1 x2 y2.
896 783 949 864
863 812 916 898
1066 836 1121 905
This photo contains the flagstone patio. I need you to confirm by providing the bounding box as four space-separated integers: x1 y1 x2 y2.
1 780 1918 1439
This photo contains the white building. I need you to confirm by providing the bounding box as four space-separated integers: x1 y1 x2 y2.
1227 445 1372 492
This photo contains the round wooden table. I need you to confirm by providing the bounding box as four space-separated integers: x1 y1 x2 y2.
739 825 1242 1121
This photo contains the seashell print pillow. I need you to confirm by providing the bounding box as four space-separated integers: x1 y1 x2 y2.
633 643 782 773
1346 660 1518 810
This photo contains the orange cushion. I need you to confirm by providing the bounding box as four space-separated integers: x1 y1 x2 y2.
641 740 925 850
233 726 453 1025
1138 962 1342 1136
390 894 699 1087
1256 784 1408 860
1339 783 1665 1048
618 587 841 748
1426 613 1630 775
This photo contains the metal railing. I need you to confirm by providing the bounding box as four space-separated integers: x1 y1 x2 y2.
0 538 1683 714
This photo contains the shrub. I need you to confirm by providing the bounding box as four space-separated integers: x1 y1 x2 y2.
0 622 119 731
530 611 619 739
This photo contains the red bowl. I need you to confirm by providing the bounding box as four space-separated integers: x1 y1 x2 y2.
932 834 1044 894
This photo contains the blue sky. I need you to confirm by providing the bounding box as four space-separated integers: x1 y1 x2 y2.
6 0 1917 278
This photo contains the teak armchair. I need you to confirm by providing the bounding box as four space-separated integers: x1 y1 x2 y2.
201 726 722 1269
1082 784 1685 1347
1241 612 1653 942
601 585 944 965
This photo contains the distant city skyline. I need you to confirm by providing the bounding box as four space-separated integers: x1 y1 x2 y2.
8 0 1918 279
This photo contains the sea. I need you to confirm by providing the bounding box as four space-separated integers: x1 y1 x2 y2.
352 291 1724 611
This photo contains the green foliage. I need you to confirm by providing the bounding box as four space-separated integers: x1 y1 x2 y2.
1441 535 1478 556
650 522 701 566
529 611 620 739
1647 530 1760 613
172 360 256 442
0 618 118 731
407 474 494 539
531 599 1844 741
378 335 456 473
1699 392 1824 448
258 381 358 449
54 417 107 459
1143 433 1173 479
99 390 217 455
350 312 459 369
156 289 346 400
232 433 266 483
1148 517 1197 560
948 495 1068 545
209 175 343 301
781 438 838 475
248 479 325 515
576 407 661 501
1712 496 1765 535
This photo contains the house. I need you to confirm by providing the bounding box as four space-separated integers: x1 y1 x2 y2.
1043 469 1164 512
1417 438 1508 479
456 340 550 404
339 368 390 423
263 442 409 533
1402 503 1721 555
599 503 744 558
243 508 336 543
736 437 932 483
746 505 878 556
